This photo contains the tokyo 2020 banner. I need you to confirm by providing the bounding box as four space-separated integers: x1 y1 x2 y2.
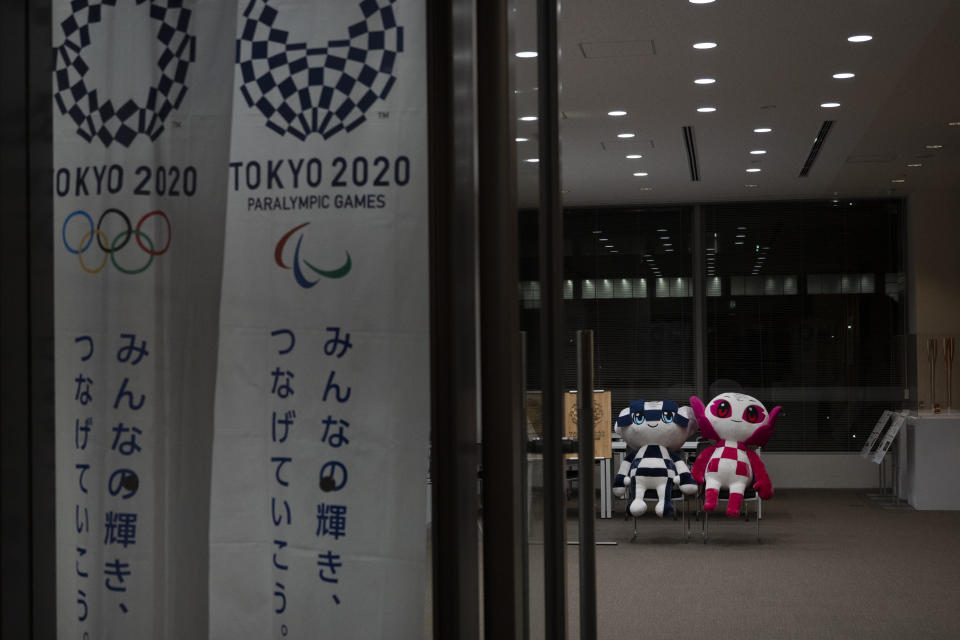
208 1 431 639
53 0 235 637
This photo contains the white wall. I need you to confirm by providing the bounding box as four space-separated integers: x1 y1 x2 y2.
763 453 881 489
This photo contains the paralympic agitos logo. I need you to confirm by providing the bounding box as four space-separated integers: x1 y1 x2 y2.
275 222 351 288
237 0 404 140
53 0 196 147
62 208 171 274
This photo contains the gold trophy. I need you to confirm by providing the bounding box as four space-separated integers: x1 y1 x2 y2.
927 338 938 414
945 337 955 414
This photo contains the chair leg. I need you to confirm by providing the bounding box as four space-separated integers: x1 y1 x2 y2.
757 498 761 543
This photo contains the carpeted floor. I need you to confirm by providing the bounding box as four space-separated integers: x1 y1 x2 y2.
548 489 960 639
427 489 960 638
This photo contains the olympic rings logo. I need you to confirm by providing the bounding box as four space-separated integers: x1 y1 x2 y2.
62 209 172 275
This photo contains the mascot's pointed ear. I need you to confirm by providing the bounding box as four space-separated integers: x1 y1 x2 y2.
743 405 780 447
690 396 720 441
678 406 698 435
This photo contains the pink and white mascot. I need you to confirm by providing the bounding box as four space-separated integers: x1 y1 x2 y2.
690 393 781 517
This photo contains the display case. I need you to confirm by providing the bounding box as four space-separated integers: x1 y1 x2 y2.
915 334 959 416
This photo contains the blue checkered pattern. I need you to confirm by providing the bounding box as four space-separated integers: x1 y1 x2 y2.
628 445 678 479
236 0 404 140
53 0 196 147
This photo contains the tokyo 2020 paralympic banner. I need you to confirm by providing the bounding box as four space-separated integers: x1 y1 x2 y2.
208 1 430 639
53 1 235 637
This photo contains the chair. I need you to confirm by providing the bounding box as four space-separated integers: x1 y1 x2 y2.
701 484 761 543
617 479 692 542
694 444 764 543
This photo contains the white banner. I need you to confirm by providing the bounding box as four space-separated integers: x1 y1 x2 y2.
53 0 234 637
208 1 430 638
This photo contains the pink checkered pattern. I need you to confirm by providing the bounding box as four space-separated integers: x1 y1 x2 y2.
706 440 751 479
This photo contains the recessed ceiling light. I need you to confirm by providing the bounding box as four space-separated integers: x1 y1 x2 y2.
610 250 619 253
598 237 608 241
746 168 761 173
592 230 602 234
520 116 537 121
525 158 539 163
618 133 636 138
689 0 716 4
665 248 674 252
608 110 627 116
745 184 758 188
626 154 643 159
516 137 528 142
697 106 717 113
736 234 746 238
663 243 673 247
604 244 614 248
907 163 922 167
832 72 855 79
754 127 772 133
639 187 654 191
891 178 905 183
847 35 873 43
694 78 716 85
949 122 960 126
633 172 649 177
515 51 537 58
657 228 668 232
660 236 670 240
926 144 943 149
820 102 841 108
734 241 744 245
737 226 747 230
693 42 718 50
749 150 767 155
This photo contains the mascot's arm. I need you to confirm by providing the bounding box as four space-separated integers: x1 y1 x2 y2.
671 453 699 495
691 445 717 484
613 448 637 498
746 449 773 499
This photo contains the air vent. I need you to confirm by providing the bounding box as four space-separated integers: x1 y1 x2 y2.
682 126 700 182
799 120 834 177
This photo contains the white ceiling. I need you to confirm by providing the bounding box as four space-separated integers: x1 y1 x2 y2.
512 0 960 207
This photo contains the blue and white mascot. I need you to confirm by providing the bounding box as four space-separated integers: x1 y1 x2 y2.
613 399 699 517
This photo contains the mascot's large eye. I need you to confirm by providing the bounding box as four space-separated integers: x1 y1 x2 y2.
711 399 732 419
743 405 766 424
661 410 675 423
632 412 644 425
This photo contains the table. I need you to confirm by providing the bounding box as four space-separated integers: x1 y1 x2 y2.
567 456 612 518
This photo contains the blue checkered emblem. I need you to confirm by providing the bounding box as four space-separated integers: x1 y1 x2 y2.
53 0 196 147
236 0 404 140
